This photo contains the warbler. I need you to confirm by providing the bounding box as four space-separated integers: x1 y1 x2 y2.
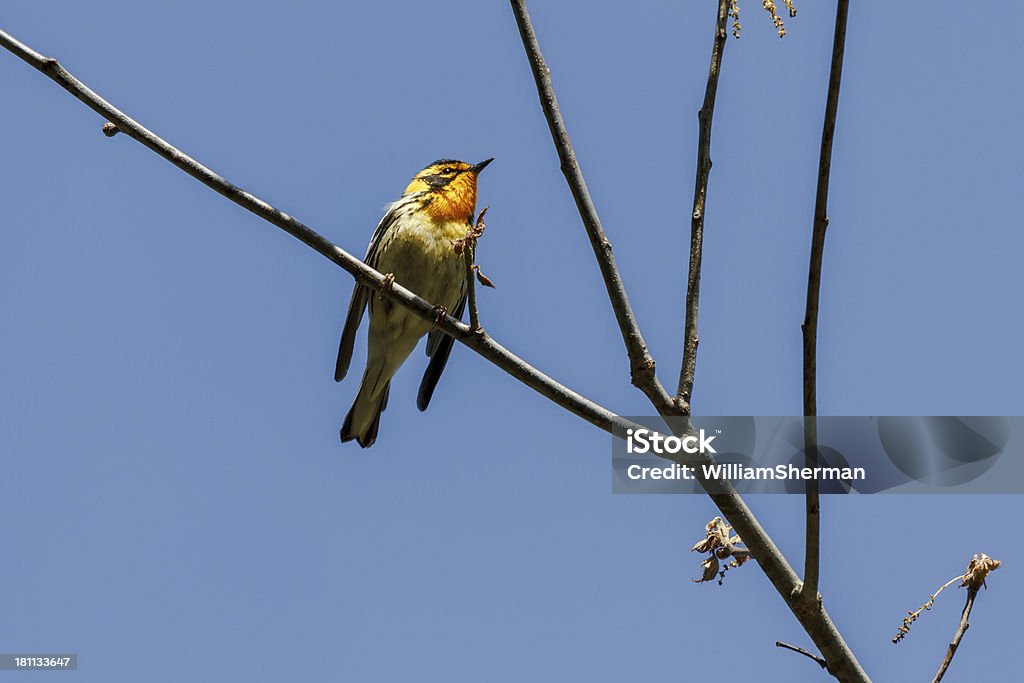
335 158 493 447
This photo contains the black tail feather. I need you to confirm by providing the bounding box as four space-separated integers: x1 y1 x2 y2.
340 382 390 448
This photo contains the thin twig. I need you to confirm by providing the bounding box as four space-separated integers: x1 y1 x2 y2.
776 641 828 669
893 574 964 644
892 554 1000 680
931 586 978 682
454 208 489 333
677 0 730 411
800 0 850 603
1 28 869 682
509 0 680 417
464 245 480 332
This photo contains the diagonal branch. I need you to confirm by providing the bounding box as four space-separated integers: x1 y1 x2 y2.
677 0 730 411
0 29 622 436
800 0 850 602
509 0 680 417
1 27 868 682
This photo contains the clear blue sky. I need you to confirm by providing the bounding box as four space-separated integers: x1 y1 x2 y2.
2 1 1021 680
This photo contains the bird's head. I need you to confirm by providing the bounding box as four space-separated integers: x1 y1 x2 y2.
403 158 493 223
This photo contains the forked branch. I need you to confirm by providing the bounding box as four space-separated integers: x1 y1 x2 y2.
1 23 867 682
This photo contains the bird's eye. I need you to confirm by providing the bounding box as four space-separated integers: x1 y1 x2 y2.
441 167 455 174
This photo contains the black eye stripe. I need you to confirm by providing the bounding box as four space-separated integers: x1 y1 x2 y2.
422 174 454 188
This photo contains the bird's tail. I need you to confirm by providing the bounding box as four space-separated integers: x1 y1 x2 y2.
341 378 391 448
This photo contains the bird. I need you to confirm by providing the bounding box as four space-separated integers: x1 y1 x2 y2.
335 158 493 447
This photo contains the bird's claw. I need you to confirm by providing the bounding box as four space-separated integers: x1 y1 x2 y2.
378 273 395 299
430 305 448 330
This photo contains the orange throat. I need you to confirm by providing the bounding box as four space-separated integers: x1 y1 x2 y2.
423 176 477 224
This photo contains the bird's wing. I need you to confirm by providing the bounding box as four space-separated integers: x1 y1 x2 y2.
334 209 397 382
416 291 467 411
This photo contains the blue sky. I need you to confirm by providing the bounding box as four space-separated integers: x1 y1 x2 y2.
2 1 1022 680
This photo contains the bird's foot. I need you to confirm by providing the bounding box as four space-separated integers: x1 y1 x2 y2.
377 273 395 299
430 304 448 330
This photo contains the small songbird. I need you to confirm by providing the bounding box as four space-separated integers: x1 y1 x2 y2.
335 158 493 447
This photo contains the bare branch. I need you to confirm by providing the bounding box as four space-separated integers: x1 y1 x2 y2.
892 574 963 645
932 554 1001 682
1 27 869 682
802 420 822 599
677 0 730 410
893 555 1000 679
504 11 865 671
454 208 489 333
800 0 850 602
932 586 979 683
0 29 623 436
463 247 480 333
708 491 867 681
776 641 828 669
509 0 680 417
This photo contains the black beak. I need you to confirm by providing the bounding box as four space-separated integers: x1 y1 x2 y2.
470 158 494 174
